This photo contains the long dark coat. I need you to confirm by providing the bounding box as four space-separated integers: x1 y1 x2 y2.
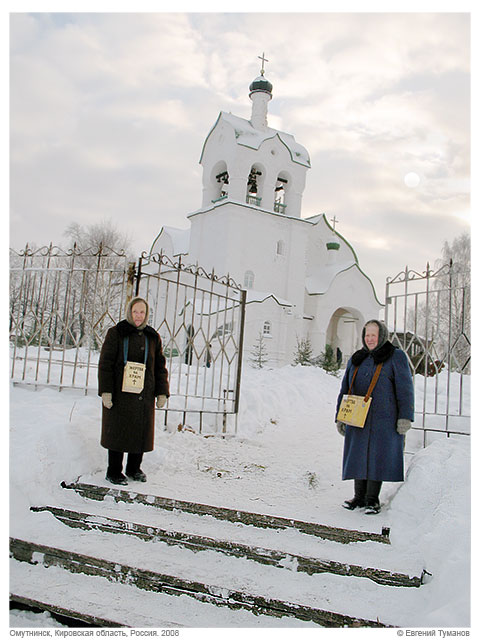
98 320 169 453
336 342 414 482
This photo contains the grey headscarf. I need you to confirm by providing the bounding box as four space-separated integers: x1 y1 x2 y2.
126 296 150 331
361 319 389 352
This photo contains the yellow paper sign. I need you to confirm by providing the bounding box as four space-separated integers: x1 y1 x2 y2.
337 394 372 428
122 361 146 394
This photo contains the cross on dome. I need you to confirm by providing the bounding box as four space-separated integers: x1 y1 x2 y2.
258 52 269 76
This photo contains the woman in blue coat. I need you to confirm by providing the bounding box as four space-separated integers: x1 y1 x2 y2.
336 320 414 514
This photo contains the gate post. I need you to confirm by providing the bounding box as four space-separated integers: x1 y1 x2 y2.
135 255 143 297
234 288 247 418
126 261 136 305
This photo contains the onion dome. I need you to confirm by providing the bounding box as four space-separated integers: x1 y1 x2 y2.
249 74 273 96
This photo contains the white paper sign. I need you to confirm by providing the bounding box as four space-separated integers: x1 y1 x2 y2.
122 361 146 394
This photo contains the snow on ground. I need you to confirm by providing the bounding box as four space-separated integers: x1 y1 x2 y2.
8 364 471 629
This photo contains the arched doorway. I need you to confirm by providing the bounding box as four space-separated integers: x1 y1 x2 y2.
326 308 364 365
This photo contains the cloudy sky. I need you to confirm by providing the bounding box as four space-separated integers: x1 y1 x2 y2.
9 10 470 299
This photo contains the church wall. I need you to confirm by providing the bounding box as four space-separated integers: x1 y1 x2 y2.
188 207 234 278
188 200 309 367
243 298 296 368
188 202 309 313
305 216 356 276
149 230 174 258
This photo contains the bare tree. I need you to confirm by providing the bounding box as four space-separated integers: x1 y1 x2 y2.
61 219 134 347
434 232 470 371
406 231 470 372
10 222 135 352
64 219 132 257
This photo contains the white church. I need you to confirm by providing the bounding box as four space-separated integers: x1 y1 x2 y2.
151 59 382 367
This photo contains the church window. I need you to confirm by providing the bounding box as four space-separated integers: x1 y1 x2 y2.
276 240 285 256
274 177 288 213
212 169 229 202
212 321 233 338
246 167 263 206
244 270 255 289
263 321 272 336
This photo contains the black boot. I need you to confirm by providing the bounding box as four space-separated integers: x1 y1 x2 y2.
342 479 367 510
106 450 128 485
126 452 146 482
365 480 382 514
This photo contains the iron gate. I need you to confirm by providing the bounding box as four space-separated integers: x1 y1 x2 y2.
385 260 470 448
9 244 246 434
134 251 246 432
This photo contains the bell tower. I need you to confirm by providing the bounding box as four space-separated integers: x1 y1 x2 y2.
188 55 311 301
196 55 310 219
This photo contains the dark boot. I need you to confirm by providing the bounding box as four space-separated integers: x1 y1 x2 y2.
365 480 382 514
126 452 146 482
342 479 367 510
106 450 128 485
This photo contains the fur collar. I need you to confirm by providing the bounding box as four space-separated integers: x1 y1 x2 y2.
351 340 396 365
115 319 158 340
361 319 389 351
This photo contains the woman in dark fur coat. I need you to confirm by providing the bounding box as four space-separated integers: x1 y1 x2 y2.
98 296 169 485
335 319 414 514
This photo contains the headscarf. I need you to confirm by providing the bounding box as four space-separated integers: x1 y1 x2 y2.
361 319 389 352
350 318 395 365
126 296 150 331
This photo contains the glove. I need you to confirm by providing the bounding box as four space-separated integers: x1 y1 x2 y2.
336 421 346 436
397 418 412 435
102 392 113 409
156 395 167 409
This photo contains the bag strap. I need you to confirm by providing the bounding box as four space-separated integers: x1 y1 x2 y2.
123 335 148 365
347 367 359 395
364 364 382 401
348 363 383 401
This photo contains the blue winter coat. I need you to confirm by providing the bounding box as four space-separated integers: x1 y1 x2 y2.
336 343 414 482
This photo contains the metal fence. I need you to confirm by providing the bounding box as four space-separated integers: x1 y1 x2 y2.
9 243 134 391
9 245 246 435
135 252 246 432
385 260 470 448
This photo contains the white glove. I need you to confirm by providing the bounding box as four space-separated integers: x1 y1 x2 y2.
336 421 346 436
397 418 412 434
102 392 113 409
156 395 167 409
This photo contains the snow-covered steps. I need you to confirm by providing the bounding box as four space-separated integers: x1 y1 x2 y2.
11 557 293 628
31 504 422 588
61 481 391 545
10 594 126 628
10 537 391 628
11 481 427 627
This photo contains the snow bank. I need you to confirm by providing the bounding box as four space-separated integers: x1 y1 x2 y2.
238 364 340 437
389 438 471 627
